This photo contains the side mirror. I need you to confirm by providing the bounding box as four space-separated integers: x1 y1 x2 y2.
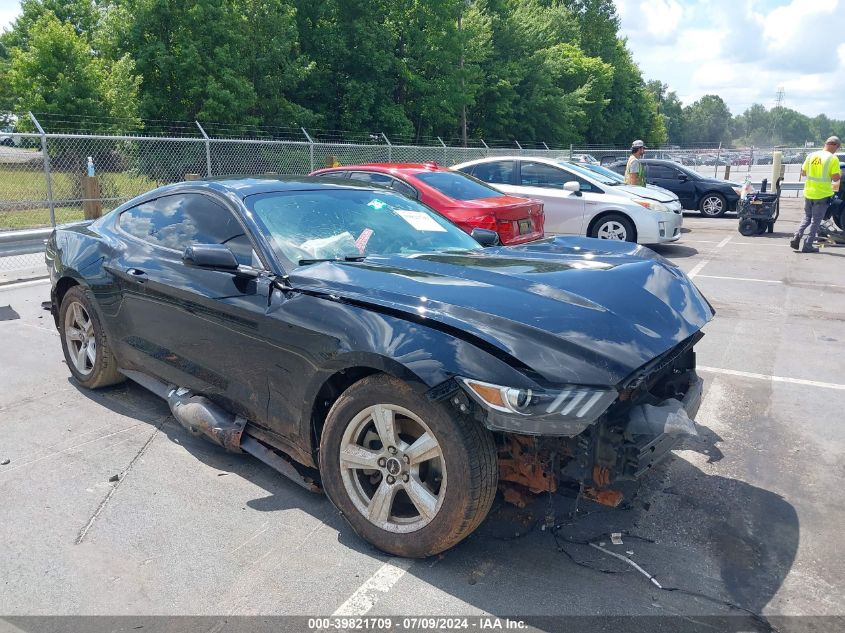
183 244 240 270
678 174 688 182
471 228 500 247
564 181 581 194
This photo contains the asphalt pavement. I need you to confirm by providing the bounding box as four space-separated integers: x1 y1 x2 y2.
1 200 843 632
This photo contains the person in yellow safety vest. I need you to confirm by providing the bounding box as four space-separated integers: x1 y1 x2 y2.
791 136 841 253
625 140 646 186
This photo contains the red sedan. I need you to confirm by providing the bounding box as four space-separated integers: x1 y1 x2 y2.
310 162 545 245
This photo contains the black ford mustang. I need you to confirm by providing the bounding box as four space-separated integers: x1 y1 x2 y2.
46 177 713 557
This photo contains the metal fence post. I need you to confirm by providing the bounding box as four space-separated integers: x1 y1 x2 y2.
714 142 722 178
301 128 315 172
480 139 489 157
29 112 55 227
195 121 212 177
542 142 550 151
381 133 392 162
514 140 523 153
437 136 447 164
569 143 573 160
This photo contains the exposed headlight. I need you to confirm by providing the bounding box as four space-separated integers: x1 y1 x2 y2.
732 187 742 195
459 378 618 435
633 199 669 212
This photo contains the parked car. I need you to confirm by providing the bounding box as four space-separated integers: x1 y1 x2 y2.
454 156 683 244
608 159 741 217
310 163 544 245
0 126 21 147
46 177 713 558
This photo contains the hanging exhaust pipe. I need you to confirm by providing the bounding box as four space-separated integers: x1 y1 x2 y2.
120 369 321 492
167 387 246 453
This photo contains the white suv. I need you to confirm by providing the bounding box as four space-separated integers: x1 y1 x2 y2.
453 156 683 244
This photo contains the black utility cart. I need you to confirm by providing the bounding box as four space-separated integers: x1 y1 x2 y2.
737 178 781 236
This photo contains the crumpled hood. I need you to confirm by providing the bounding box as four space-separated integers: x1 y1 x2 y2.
288 237 714 386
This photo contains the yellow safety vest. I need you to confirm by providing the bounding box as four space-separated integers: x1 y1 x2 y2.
803 150 839 199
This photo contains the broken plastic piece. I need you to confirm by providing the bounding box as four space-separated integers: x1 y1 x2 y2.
627 398 698 437
611 533 623 545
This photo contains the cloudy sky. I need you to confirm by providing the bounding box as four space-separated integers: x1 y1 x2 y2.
617 0 845 119
2 0 843 119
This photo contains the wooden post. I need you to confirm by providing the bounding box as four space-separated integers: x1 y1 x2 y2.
81 176 102 220
185 173 201 181
724 164 731 180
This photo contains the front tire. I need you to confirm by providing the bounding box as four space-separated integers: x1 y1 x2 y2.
59 285 125 389
699 192 727 217
591 213 636 242
319 374 497 558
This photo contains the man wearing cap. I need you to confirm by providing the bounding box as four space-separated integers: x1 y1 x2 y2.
625 140 646 186
791 136 841 253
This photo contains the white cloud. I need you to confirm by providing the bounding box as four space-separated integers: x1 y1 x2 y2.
620 0 845 119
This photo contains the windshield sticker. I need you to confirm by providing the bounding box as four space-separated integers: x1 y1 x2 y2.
367 199 387 210
355 228 374 253
394 210 447 232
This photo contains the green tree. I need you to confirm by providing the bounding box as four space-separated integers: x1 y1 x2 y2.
5 12 140 128
682 94 732 144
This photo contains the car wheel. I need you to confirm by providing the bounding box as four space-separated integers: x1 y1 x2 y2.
319 374 497 558
699 192 727 217
592 214 636 242
59 286 125 389
738 218 758 236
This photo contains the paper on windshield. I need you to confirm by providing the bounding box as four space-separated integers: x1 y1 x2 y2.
394 210 447 232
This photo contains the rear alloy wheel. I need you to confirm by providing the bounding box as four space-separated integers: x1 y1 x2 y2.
319 374 497 557
699 193 727 217
59 286 125 389
592 213 636 242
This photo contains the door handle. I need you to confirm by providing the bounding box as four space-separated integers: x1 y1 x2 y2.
126 268 148 282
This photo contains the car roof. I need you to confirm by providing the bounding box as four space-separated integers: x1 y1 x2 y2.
315 162 451 176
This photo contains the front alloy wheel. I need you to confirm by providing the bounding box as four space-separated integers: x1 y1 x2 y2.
699 193 727 217
592 213 636 243
320 375 497 557
339 404 446 533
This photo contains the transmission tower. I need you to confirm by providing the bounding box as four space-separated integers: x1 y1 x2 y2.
770 87 784 144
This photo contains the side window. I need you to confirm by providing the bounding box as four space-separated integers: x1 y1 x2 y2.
519 162 575 188
349 171 394 187
391 178 418 199
470 161 515 185
648 164 676 179
118 193 258 266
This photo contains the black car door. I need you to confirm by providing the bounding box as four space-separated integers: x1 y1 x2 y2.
111 191 274 425
647 163 696 209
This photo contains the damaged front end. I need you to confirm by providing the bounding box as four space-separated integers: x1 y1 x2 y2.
464 334 704 508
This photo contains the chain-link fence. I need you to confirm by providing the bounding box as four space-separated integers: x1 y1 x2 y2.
0 112 822 279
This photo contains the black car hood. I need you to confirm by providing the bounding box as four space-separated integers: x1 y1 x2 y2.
288 237 714 386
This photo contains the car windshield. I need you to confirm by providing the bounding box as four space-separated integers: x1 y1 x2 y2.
246 189 482 267
579 163 626 183
413 170 504 201
558 161 619 185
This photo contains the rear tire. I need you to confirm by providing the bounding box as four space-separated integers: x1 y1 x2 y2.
319 374 497 557
59 285 125 389
699 192 727 217
591 213 636 242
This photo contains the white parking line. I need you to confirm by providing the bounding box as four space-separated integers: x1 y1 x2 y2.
699 366 845 391
688 235 733 279
696 274 782 284
0 278 49 291
333 558 413 616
